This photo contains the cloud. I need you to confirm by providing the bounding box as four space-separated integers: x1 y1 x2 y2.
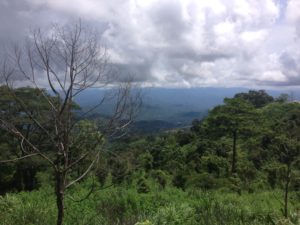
1 0 299 88
286 0 300 23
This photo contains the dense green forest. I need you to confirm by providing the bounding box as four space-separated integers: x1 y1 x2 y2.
1 87 300 225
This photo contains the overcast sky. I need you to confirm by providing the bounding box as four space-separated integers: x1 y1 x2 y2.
0 0 300 88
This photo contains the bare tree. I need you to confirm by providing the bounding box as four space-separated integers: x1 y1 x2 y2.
0 21 141 225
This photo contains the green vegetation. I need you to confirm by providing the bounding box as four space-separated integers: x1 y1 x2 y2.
1 179 299 225
1 89 300 224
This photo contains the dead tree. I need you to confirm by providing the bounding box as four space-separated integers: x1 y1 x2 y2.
0 21 141 225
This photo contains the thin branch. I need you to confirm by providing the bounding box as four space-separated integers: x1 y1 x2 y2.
0 153 39 163
65 151 100 189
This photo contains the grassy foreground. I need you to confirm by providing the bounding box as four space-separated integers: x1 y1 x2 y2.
0 179 299 225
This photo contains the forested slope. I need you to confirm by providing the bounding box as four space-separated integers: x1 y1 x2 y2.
1 89 300 225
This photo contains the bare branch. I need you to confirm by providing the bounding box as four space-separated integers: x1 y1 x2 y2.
0 118 56 168
0 21 142 225
0 153 39 163
65 151 100 189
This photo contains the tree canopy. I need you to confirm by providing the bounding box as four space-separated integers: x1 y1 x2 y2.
234 90 274 108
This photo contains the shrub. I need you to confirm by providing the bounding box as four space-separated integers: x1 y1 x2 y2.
137 177 151 193
172 173 187 190
135 220 154 225
186 173 217 190
137 152 153 171
96 167 109 187
150 170 167 189
111 159 128 185
153 203 197 225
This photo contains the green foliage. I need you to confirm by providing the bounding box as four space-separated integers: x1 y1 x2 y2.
172 172 187 190
0 154 15 192
200 155 229 177
111 158 129 185
275 93 290 103
0 189 56 225
152 203 196 225
137 177 151 193
137 151 153 171
186 173 217 190
135 220 154 225
150 170 167 189
206 97 258 136
1 180 300 225
237 161 257 188
95 167 109 187
234 90 274 108
2 88 300 224
228 175 242 194
205 97 259 174
0 87 58 192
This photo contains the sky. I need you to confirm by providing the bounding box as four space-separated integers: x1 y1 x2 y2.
0 0 300 88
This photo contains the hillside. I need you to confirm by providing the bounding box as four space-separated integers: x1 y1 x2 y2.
75 87 293 133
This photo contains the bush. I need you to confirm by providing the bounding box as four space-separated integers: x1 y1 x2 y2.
135 220 154 225
228 175 242 195
96 167 109 187
186 173 217 190
111 159 129 185
200 155 229 177
150 170 167 189
172 173 187 190
0 190 55 225
153 203 197 225
137 152 153 171
137 177 151 193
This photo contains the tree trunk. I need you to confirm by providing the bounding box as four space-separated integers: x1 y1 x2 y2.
55 172 65 225
284 164 291 218
231 130 237 174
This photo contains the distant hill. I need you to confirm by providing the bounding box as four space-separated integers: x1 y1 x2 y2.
130 120 179 134
74 87 295 132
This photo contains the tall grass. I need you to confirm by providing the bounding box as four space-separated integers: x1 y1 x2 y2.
0 179 299 225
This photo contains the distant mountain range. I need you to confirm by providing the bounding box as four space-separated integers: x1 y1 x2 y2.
74 87 297 133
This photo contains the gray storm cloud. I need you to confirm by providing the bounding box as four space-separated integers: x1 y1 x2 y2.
0 0 300 88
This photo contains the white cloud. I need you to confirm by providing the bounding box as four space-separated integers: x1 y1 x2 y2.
286 0 300 23
240 30 268 42
260 70 287 82
3 0 298 87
